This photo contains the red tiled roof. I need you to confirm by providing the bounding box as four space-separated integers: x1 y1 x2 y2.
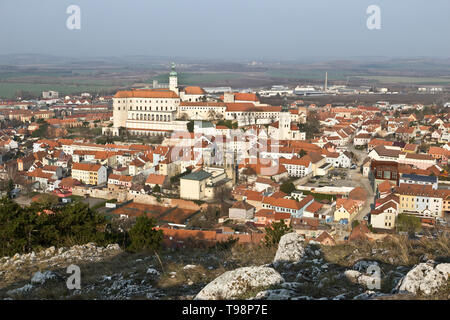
114 89 179 99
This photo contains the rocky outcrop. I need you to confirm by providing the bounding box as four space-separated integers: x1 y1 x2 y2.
344 260 382 289
253 288 298 300
0 243 122 284
195 266 284 300
31 271 59 285
394 261 450 295
273 232 305 266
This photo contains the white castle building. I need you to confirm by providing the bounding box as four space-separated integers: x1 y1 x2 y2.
104 63 305 139
104 63 207 136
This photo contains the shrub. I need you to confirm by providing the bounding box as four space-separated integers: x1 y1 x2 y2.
264 220 292 246
127 216 163 252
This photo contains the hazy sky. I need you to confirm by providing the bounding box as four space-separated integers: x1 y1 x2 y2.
0 0 449 60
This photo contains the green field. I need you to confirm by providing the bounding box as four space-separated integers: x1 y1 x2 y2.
359 75 450 85
265 69 349 80
0 82 122 99
150 72 242 85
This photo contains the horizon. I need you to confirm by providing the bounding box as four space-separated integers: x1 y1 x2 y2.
1 0 449 61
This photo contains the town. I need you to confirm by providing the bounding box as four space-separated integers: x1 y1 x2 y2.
0 63 449 251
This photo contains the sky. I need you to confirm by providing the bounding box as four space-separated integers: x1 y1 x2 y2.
0 0 449 61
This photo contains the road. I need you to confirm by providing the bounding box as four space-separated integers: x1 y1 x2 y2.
348 168 375 221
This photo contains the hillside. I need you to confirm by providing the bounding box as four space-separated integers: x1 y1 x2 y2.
0 234 449 300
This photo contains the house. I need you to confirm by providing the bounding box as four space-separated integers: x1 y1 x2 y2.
348 187 368 202
108 174 133 188
253 209 291 227
325 151 352 168
370 202 397 230
27 169 56 192
399 173 438 190
370 160 399 189
229 201 256 221
395 126 416 141
314 231 336 246
17 154 35 171
428 146 450 164
180 168 230 201
279 156 313 178
397 153 436 170
262 194 314 218
368 145 401 162
254 177 279 193
377 179 395 198
348 221 371 241
375 193 399 209
368 138 394 152
302 201 330 220
290 217 324 238
396 184 448 219
334 198 360 223
145 174 169 189
129 154 153 176
71 163 107 186
180 170 212 200
353 133 372 146
402 143 418 153
42 165 63 179
59 177 81 192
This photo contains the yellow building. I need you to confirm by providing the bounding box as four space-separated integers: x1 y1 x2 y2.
180 170 212 200
334 199 359 222
398 194 415 213
72 163 107 186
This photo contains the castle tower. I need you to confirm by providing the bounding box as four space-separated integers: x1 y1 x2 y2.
169 62 179 94
279 97 291 140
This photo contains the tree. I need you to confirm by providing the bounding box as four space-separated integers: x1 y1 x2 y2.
264 220 292 246
352 220 360 229
7 179 14 198
187 121 194 133
152 184 161 193
280 181 295 194
396 214 421 234
31 122 49 138
128 216 163 252
298 149 307 157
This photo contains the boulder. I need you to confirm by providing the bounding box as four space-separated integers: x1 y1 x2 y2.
395 262 450 295
31 270 59 285
195 266 284 300
273 232 305 266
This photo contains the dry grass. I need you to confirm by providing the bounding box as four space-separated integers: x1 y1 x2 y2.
322 234 450 269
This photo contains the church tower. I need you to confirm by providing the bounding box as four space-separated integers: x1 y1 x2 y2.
169 62 179 95
279 97 291 140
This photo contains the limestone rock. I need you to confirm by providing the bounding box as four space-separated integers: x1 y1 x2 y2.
31 270 58 285
395 262 450 295
253 289 297 300
273 232 305 266
195 266 284 300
